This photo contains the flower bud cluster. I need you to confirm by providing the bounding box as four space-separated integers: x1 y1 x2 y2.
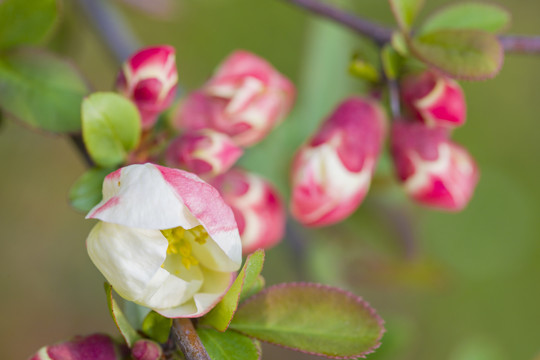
392 70 478 211
290 69 478 226
166 50 295 254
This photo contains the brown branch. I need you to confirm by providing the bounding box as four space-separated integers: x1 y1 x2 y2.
69 134 94 167
281 0 540 54
172 319 211 360
499 35 540 54
283 0 392 45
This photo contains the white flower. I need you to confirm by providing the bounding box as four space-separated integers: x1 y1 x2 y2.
86 163 242 318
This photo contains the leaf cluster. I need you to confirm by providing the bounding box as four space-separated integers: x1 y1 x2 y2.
387 0 510 80
105 250 385 359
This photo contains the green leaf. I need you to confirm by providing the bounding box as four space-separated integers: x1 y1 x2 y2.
391 32 409 56
82 92 141 167
230 283 384 358
389 0 425 32
142 311 172 344
124 301 152 330
201 250 265 332
410 29 503 80
0 0 58 49
349 54 380 83
420 3 511 34
239 275 265 303
69 168 112 213
381 45 404 80
198 328 261 360
0 48 89 132
104 283 142 347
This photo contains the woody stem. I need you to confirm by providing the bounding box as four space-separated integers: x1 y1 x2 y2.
172 319 211 360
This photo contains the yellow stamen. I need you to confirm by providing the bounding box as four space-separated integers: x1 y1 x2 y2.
160 225 208 270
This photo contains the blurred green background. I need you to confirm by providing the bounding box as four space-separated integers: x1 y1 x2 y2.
1 0 539 359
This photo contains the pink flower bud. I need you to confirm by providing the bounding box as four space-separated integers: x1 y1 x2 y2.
400 70 466 128
175 50 295 146
290 97 387 227
28 333 129 360
391 121 479 211
117 46 178 129
131 339 163 360
212 169 285 254
166 129 243 177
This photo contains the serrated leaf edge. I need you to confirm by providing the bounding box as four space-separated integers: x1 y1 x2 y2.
231 282 386 360
420 1 512 35
408 30 505 81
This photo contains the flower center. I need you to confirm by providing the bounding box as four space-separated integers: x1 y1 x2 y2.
160 225 208 269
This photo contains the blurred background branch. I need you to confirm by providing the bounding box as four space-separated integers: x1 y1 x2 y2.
281 0 540 53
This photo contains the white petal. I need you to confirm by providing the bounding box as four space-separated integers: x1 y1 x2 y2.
155 165 242 269
86 222 167 301
190 230 241 272
154 268 233 318
87 164 200 230
140 265 203 310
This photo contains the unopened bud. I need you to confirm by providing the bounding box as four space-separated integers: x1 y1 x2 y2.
400 70 466 128
116 46 178 129
28 333 129 360
290 97 387 227
391 121 479 211
175 50 295 147
166 129 243 177
212 169 285 254
131 339 163 360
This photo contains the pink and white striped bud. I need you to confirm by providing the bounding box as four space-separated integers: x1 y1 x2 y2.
28 333 129 360
116 45 178 129
212 169 285 254
166 129 243 177
391 121 479 211
175 51 295 147
131 339 163 360
400 70 466 128
290 97 387 227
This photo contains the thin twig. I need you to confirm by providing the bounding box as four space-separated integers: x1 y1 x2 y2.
281 0 540 54
499 35 540 54
387 78 401 119
69 134 94 167
283 0 392 45
76 0 140 63
172 319 211 360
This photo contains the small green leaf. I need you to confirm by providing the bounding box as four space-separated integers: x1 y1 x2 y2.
229 283 384 359
239 275 265 303
391 32 409 56
0 0 58 49
349 54 380 83
198 328 261 360
420 3 511 34
410 29 503 80
69 168 112 213
381 45 404 80
142 311 172 344
82 92 141 167
0 48 89 132
389 0 425 32
201 250 265 332
104 283 142 347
